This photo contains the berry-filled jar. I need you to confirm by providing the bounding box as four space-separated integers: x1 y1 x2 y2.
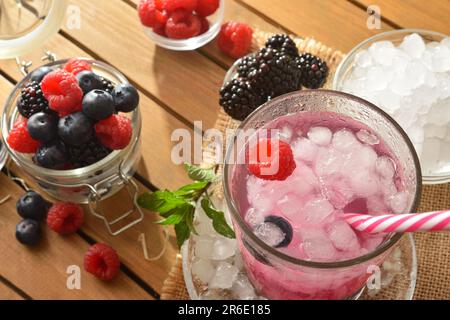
1 59 142 235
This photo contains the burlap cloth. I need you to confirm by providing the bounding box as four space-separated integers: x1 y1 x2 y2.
161 32 450 300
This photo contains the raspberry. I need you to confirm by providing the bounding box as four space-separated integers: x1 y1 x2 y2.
163 0 197 13
84 243 120 281
41 70 83 116
199 16 209 34
7 120 41 153
47 202 84 235
195 0 219 17
95 115 132 150
138 0 168 28
247 139 296 181
153 24 167 36
165 9 201 39
64 58 92 75
218 21 253 59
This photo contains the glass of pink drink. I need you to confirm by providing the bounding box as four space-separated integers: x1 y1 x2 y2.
223 90 421 300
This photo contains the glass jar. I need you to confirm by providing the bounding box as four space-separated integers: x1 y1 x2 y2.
0 0 69 59
223 90 422 299
141 0 225 51
1 59 143 235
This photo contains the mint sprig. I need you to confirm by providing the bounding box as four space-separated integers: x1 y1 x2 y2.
137 164 235 247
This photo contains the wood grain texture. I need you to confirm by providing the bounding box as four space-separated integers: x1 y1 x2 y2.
0 36 191 190
0 281 24 300
0 173 152 300
240 0 394 51
63 0 224 129
357 0 450 34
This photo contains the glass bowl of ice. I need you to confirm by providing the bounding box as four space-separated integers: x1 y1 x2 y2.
333 29 450 184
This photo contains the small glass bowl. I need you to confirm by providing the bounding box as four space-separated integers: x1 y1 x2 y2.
333 29 450 184
0 140 7 171
141 0 225 51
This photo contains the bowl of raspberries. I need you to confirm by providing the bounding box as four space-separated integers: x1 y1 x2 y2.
137 0 224 50
1 58 142 203
219 34 330 121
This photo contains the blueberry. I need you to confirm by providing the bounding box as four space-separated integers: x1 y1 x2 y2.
16 219 41 246
34 141 69 169
27 112 58 143
16 190 49 221
76 71 104 94
82 90 114 121
263 215 293 248
58 112 93 146
29 66 53 83
112 84 139 113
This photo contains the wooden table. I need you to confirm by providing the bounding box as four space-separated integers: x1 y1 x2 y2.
0 0 449 300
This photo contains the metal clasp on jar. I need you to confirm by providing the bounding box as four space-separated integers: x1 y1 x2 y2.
85 162 144 236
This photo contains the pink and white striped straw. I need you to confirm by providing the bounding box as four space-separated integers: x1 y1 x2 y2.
344 211 450 234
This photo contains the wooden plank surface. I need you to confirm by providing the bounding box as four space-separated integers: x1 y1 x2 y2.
0 173 152 300
240 0 394 51
356 0 450 34
0 281 24 300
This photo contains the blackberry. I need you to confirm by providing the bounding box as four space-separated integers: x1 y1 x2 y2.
248 48 302 98
219 78 264 121
69 139 111 168
265 34 299 57
237 54 258 78
296 53 329 89
17 81 50 118
100 77 115 93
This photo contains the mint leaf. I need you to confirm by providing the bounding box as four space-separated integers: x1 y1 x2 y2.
184 163 216 182
201 198 235 239
156 204 192 225
174 222 190 248
137 191 187 214
185 206 198 236
174 181 209 197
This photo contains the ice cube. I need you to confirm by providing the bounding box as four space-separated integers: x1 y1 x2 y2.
244 208 265 228
192 259 215 283
368 41 397 66
292 137 319 162
315 147 344 177
375 156 396 179
332 129 360 152
212 237 236 260
420 138 442 174
254 221 286 247
387 191 409 214
303 198 334 224
424 124 448 139
350 171 380 198
356 129 380 145
280 126 293 141
366 66 391 91
320 175 354 209
308 127 333 146
233 250 244 270
195 206 216 236
430 44 450 72
302 232 337 261
400 33 426 58
199 290 223 300
327 219 360 252
277 194 304 219
209 262 239 289
195 236 215 259
355 49 373 68
231 274 256 300
289 163 319 196
366 195 388 215
441 37 450 50
377 89 402 114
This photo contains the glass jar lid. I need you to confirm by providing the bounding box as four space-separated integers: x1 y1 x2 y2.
0 0 68 59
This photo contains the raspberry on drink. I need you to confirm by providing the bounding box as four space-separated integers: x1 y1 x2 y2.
247 138 296 181
84 243 120 281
